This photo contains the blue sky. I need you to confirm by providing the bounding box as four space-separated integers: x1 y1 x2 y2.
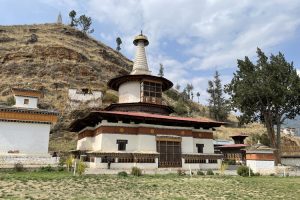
1 0 300 105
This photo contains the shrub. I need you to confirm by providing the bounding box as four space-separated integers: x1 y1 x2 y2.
254 172 261 176
174 100 188 116
57 166 65 171
6 96 15 106
76 160 87 176
118 171 128 177
219 162 228 175
237 165 254 177
177 169 186 176
65 155 74 172
102 92 118 103
131 167 142 176
39 165 55 172
206 169 214 175
225 160 236 165
14 162 24 172
197 170 205 176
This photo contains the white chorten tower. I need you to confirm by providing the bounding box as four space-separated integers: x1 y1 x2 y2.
131 32 151 75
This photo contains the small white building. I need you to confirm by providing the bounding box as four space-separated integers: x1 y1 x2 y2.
68 88 102 110
246 142 275 175
0 88 59 168
70 33 224 171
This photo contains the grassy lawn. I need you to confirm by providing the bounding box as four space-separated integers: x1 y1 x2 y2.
0 171 299 200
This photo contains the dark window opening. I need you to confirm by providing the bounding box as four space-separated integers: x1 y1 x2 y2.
196 144 204 153
117 140 128 151
24 99 29 105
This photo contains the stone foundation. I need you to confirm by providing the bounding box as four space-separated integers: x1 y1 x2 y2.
0 153 59 168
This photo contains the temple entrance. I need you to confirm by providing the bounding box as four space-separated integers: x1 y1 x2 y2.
157 140 182 168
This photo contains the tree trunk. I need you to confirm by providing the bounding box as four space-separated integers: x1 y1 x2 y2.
264 113 280 165
276 119 282 164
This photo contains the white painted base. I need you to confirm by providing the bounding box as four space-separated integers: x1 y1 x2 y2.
281 158 300 167
0 154 59 168
247 160 275 174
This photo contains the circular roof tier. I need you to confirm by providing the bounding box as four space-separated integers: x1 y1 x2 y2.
108 74 173 91
133 34 149 46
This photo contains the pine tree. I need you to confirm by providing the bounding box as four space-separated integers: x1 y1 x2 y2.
78 15 94 34
116 37 122 51
158 63 164 77
207 71 229 121
69 10 77 27
196 92 200 103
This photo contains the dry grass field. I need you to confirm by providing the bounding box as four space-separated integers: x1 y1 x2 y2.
0 171 299 200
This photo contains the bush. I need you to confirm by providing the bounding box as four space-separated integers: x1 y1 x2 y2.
14 162 24 172
57 166 65 171
197 170 205 176
254 172 261 176
6 96 15 106
65 155 74 172
177 169 186 176
76 160 87 176
131 167 142 176
39 165 55 172
206 169 214 175
102 92 118 103
118 171 128 177
225 160 236 165
174 100 188 116
237 165 254 177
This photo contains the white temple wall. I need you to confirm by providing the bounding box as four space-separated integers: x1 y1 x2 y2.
137 135 156 152
101 134 139 152
77 137 94 151
14 96 38 108
182 137 194 153
0 121 50 154
247 160 275 174
118 81 141 103
193 138 214 153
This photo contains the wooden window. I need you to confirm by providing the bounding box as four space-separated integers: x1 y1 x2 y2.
141 81 162 104
117 140 128 151
24 99 29 105
196 144 204 153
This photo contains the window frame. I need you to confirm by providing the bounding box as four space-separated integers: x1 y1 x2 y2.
116 140 128 151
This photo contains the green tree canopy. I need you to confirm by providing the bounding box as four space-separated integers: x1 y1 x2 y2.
69 10 77 27
78 15 94 34
116 37 122 51
207 71 229 121
225 48 300 164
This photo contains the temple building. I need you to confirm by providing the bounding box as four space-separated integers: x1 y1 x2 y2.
70 33 224 170
0 88 59 167
217 134 249 163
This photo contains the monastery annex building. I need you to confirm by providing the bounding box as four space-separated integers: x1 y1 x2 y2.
70 33 225 170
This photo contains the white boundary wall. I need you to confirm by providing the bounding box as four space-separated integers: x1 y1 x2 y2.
0 121 50 154
247 160 275 174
